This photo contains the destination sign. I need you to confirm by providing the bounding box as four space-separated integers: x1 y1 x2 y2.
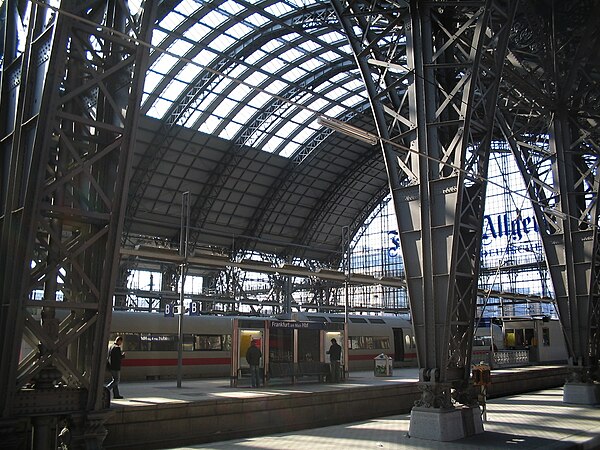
270 321 323 330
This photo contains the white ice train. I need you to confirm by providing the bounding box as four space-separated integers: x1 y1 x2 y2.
108 311 568 381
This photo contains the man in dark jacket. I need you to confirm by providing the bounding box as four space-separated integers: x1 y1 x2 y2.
245 340 262 388
106 336 125 399
327 338 342 382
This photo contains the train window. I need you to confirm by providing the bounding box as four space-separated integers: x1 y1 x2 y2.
524 328 535 346
349 336 391 350
193 334 232 351
141 334 177 351
404 334 416 349
542 328 550 346
368 318 386 324
329 317 345 323
505 328 534 348
350 318 368 323
182 334 194 352
114 332 141 352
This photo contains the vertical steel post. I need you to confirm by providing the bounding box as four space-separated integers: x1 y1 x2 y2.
177 191 190 388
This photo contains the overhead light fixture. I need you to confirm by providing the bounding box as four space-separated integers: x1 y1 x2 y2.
318 116 379 146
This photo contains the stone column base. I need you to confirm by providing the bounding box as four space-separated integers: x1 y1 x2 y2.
409 406 484 441
563 382 600 405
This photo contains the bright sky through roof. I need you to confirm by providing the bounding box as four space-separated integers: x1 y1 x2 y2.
141 0 384 158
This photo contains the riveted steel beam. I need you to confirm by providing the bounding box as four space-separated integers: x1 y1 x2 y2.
0 1 156 447
330 0 516 409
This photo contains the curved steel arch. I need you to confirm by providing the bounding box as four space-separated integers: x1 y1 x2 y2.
331 0 517 413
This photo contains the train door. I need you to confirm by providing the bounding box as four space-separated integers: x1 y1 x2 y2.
392 328 405 362
323 330 344 363
238 328 264 375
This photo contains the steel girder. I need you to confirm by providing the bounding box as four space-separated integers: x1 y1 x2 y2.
496 1 600 382
0 1 155 448
330 0 516 407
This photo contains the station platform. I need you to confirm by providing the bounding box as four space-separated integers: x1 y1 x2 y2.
103 366 600 450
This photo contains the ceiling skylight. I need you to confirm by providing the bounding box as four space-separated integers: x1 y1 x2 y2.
141 0 373 158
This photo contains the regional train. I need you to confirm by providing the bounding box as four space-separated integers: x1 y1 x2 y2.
107 311 568 381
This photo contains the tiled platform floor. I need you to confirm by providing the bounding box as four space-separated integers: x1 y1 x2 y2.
164 388 600 449
111 368 600 449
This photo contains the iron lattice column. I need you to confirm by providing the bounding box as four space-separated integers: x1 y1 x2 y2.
330 0 516 409
496 1 600 386
0 1 156 448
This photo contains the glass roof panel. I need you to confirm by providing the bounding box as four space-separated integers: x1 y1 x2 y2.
210 33 237 53
174 0 201 15
167 40 194 57
264 79 288 95
176 64 203 83
248 91 272 109
220 0 245 15
203 10 229 28
230 83 253 102
144 70 163 93
184 109 203 128
192 49 218 67
199 115 222 134
262 39 285 54
284 67 307 81
279 48 305 62
159 11 187 30
212 98 238 123
309 98 329 112
151 52 180 74
235 105 259 123
319 31 346 45
279 142 301 158
151 29 168 46
299 58 326 72
342 94 367 108
246 72 269 89
261 59 287 76
297 40 320 52
264 2 295 16
245 49 267 66
262 135 284 153
161 79 189 101
149 98 173 118
226 22 254 40
246 12 270 27
139 0 369 159
182 22 212 41
220 121 244 140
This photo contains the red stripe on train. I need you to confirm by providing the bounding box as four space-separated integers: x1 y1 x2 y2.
122 357 230 367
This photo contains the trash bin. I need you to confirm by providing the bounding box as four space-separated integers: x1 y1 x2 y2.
374 353 393 376
472 363 491 386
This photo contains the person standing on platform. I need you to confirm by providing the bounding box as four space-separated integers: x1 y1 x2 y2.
106 336 125 399
246 339 262 388
327 338 342 382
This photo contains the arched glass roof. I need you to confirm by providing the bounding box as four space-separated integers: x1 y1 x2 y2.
141 0 372 159
124 0 394 264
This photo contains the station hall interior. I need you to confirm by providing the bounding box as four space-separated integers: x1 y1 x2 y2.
0 0 599 449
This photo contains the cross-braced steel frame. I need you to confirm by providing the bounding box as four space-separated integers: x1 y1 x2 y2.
0 1 155 448
330 0 517 408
